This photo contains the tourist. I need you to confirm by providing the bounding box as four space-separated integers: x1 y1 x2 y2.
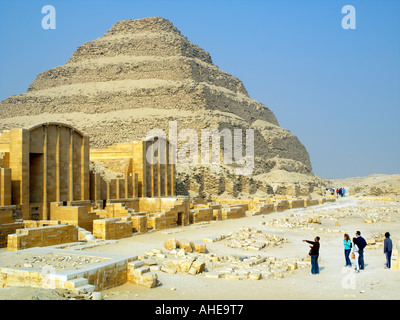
342 187 346 197
343 233 352 267
355 231 367 270
303 237 320 274
384 232 393 269
352 237 360 273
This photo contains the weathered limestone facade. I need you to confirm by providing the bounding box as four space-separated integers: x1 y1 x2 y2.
0 122 89 220
0 122 184 248
7 224 78 251
0 168 11 206
90 136 176 198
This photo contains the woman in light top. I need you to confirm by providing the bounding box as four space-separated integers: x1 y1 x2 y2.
352 237 360 273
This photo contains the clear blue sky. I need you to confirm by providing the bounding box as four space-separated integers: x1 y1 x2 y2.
0 0 399 179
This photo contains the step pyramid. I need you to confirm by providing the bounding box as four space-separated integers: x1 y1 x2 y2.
0 17 320 197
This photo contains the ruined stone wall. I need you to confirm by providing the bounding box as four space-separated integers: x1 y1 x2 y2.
49 202 99 232
7 224 78 251
90 139 175 198
0 123 90 220
0 168 11 206
93 218 132 240
0 222 24 248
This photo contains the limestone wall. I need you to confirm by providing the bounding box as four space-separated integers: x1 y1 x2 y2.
221 206 246 219
0 208 14 224
7 224 78 251
0 248 138 291
90 172 139 202
289 200 305 209
94 202 130 219
274 200 290 212
90 139 175 199
50 202 100 232
130 214 147 233
0 222 24 248
0 123 90 220
0 168 11 206
190 207 213 224
93 217 132 240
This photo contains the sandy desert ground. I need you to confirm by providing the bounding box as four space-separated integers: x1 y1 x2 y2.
0 196 399 301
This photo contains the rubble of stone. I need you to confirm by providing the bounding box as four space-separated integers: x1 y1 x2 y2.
221 227 286 251
139 242 309 281
268 216 345 233
4 252 107 271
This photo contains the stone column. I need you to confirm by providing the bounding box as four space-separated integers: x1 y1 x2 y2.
42 125 48 220
80 134 89 200
69 128 74 202
9 129 30 219
56 125 60 202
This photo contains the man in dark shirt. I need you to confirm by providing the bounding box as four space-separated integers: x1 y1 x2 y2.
356 231 367 270
384 232 393 269
303 237 320 274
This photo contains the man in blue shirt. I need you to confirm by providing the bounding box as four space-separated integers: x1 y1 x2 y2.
384 232 393 269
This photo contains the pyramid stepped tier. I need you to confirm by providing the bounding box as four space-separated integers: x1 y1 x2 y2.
0 16 315 196
0 79 278 126
0 109 311 173
28 56 248 95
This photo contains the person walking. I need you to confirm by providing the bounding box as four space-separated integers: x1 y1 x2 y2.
352 237 360 273
303 237 320 275
355 231 367 270
343 234 352 267
384 232 393 269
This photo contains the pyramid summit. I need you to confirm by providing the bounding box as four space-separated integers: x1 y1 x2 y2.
106 17 185 35
66 16 213 65
0 16 320 197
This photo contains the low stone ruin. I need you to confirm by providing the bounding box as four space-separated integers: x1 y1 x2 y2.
220 227 286 251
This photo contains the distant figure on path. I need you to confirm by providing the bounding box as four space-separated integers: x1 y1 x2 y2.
384 232 393 269
303 237 320 275
342 188 346 197
355 231 367 270
352 237 360 273
343 234 352 267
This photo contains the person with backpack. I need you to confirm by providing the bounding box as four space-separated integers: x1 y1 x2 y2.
343 233 352 267
355 231 367 270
